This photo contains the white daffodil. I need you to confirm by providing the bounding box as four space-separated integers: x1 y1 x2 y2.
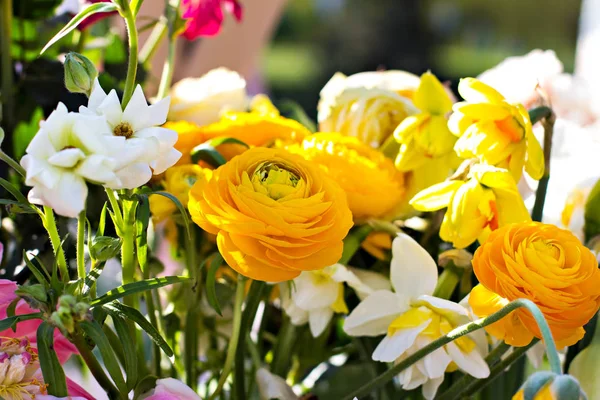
80 80 181 189
280 264 390 337
20 103 119 217
343 233 490 400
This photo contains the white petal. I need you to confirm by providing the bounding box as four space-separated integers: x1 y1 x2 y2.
75 155 118 184
124 85 151 131
22 155 61 189
308 307 334 337
147 96 171 126
150 148 182 175
25 130 56 159
347 267 391 300
47 148 85 168
416 295 469 322
422 346 452 378
256 368 299 400
108 163 152 189
372 320 430 362
391 233 438 298
72 115 113 153
292 272 338 310
343 290 406 337
446 342 490 379
135 127 178 148
97 90 124 127
85 78 108 113
28 173 87 218
422 376 444 400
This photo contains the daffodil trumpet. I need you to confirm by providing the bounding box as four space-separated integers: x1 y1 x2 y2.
341 298 562 400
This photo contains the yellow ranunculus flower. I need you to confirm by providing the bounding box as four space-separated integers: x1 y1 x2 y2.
449 78 544 180
149 164 209 222
410 164 530 248
470 222 600 348
394 72 458 171
318 71 419 148
285 132 406 220
188 147 353 282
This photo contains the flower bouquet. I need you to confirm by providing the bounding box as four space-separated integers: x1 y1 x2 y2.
0 1 598 400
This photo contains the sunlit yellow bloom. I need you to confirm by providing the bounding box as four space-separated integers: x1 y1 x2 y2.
449 78 544 180
188 147 353 282
470 222 600 348
285 132 406 220
394 72 458 171
150 164 209 222
318 71 419 147
410 164 530 248
164 120 206 165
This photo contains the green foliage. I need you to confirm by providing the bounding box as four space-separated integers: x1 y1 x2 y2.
37 322 68 397
12 108 43 160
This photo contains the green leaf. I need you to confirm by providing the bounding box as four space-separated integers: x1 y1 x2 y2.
110 315 138 390
190 137 249 168
6 298 19 318
82 261 106 296
150 191 191 240
136 195 150 272
133 376 158 400
278 99 317 132
90 276 191 307
13 108 44 160
90 236 122 262
104 301 173 357
206 253 224 316
98 202 109 237
41 3 120 54
0 177 29 205
23 250 51 284
0 313 43 332
37 322 68 397
79 320 127 394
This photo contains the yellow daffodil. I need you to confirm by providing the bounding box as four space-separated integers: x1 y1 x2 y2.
410 164 530 248
394 72 458 171
449 78 544 180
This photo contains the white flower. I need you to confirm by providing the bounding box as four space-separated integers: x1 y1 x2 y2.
80 80 181 189
168 68 248 126
256 368 298 400
280 264 390 337
21 103 120 217
343 233 489 400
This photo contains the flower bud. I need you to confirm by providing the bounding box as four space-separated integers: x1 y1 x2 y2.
64 52 98 97
513 371 587 400
438 249 473 268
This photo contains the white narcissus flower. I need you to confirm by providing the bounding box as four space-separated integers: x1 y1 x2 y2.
343 233 490 400
168 68 248 126
80 80 181 189
20 103 120 218
280 264 390 337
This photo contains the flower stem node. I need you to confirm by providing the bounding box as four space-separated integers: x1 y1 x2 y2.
513 371 587 400
64 52 98 97
50 295 90 335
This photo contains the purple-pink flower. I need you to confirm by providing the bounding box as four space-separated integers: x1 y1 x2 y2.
181 0 243 40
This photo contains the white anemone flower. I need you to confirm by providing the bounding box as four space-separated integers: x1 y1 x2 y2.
20 103 120 218
80 80 181 189
343 233 490 400
280 264 390 337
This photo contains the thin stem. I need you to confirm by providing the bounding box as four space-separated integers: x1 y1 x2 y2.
73 335 122 400
341 299 560 400
105 189 124 230
121 4 139 108
156 0 182 99
339 224 374 265
143 258 162 376
0 150 25 176
531 111 555 222
130 0 145 15
139 19 167 64
184 227 199 389
42 206 69 281
0 0 14 132
432 262 462 299
120 197 138 307
270 316 297 377
208 274 247 400
76 209 86 287
75 29 88 53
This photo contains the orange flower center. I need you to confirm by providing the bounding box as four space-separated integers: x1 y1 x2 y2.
494 116 524 143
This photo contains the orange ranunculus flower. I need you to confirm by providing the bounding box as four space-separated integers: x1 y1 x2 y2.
188 147 353 282
285 132 406 220
469 222 600 347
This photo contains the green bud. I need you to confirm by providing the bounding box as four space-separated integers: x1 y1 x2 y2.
74 302 90 319
64 52 98 97
516 371 587 400
90 236 122 261
58 294 77 308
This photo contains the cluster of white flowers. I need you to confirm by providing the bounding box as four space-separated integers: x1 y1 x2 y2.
20 80 181 218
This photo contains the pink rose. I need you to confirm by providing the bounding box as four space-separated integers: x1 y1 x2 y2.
181 0 243 40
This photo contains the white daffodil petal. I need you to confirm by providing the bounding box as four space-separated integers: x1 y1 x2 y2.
446 342 490 379
343 290 406 337
308 308 334 337
372 320 431 362
348 267 391 300
292 272 338 310
47 148 85 168
525 341 547 369
417 295 469 321
423 346 452 379
422 376 445 400
135 127 179 149
391 233 438 299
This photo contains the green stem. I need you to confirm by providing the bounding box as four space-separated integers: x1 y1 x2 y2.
73 335 122 400
208 274 247 400
432 263 462 299
340 224 374 265
184 227 199 389
42 206 68 282
342 299 561 400
105 189 124 231
75 29 88 53
120 197 138 307
156 0 181 99
0 149 25 176
139 19 167 64
531 111 555 222
121 4 139 108
0 0 14 132
130 0 145 15
76 209 86 288
271 315 297 377
143 259 162 376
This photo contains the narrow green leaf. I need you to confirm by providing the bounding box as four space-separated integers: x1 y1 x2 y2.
41 3 119 54
79 320 127 394
136 195 150 272
90 236 122 262
82 261 106 296
133 376 158 400
6 298 19 318
23 250 51 284
150 191 191 240
104 301 174 357
98 202 109 237
207 137 249 148
0 313 43 332
0 177 29 205
37 322 68 397
191 147 226 168
111 315 138 390
90 276 190 307
206 253 224 316
278 99 317 132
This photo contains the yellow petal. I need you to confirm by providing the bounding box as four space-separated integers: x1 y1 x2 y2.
458 78 506 104
394 114 428 143
410 180 463 211
474 165 518 190
447 109 474 136
525 130 545 180
414 72 453 114
395 143 429 171
413 115 455 157
453 102 511 121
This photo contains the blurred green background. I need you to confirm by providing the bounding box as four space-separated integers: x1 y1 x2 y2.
262 0 581 116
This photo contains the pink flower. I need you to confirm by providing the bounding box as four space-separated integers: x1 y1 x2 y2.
0 279 77 364
142 378 201 400
181 0 243 40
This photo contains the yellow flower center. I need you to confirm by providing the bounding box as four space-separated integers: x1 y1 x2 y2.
531 240 561 262
494 116 524 143
251 162 302 200
113 122 134 139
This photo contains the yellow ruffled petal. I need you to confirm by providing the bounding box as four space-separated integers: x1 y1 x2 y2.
458 78 506 104
393 114 428 143
409 180 463 211
413 72 453 115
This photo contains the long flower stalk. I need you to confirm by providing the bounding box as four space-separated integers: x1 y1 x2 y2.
531 109 555 222
76 209 86 287
0 0 14 131
121 3 139 108
156 0 182 99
